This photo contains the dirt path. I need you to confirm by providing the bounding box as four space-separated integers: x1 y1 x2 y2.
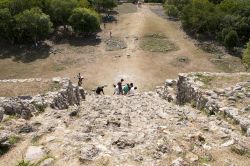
0 4 245 95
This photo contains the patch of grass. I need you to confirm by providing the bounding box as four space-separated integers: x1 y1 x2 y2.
8 135 21 145
144 33 166 39
140 33 178 52
16 160 35 166
190 100 196 108
50 82 61 91
53 65 65 72
0 124 4 130
198 42 224 55
3 115 18 122
31 102 46 113
198 154 213 164
60 59 76 66
31 135 42 145
36 155 55 166
194 74 213 88
0 135 20 156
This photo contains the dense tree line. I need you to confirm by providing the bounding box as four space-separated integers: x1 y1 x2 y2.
164 0 250 50
0 0 117 44
243 39 250 69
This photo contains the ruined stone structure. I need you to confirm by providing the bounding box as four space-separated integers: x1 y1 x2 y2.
0 73 250 166
176 72 250 136
0 78 85 121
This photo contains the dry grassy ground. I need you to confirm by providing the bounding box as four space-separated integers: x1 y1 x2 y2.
0 3 246 96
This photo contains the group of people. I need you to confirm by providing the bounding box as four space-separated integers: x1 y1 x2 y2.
76 74 137 96
113 79 137 95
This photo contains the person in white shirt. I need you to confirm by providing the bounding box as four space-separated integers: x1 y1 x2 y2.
129 86 137 95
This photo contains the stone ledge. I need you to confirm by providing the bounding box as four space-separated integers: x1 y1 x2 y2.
176 72 250 136
0 77 85 121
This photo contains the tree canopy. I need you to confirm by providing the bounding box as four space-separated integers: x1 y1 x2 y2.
0 0 118 44
69 7 100 34
164 0 250 49
14 8 53 43
243 39 250 69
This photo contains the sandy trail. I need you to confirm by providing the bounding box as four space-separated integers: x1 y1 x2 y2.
81 5 222 94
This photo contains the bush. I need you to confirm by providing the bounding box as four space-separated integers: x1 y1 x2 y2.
90 0 117 11
68 8 100 34
0 8 14 43
48 0 78 26
224 30 239 49
16 160 35 166
164 5 179 18
14 8 53 43
243 39 250 69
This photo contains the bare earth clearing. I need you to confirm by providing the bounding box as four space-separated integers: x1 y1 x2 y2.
0 4 245 96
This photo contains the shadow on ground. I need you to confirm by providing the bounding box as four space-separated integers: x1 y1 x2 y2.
0 34 102 63
51 32 102 47
0 41 51 63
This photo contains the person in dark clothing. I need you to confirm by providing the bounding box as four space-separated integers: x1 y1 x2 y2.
77 73 84 86
130 83 134 89
117 79 124 95
96 86 105 95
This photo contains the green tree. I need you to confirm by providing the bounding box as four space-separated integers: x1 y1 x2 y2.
68 7 100 34
181 0 221 35
224 30 239 49
48 0 78 26
14 7 53 43
164 4 179 18
243 39 250 69
91 0 117 11
8 0 43 15
0 8 14 43
164 0 190 11
78 0 91 8
0 0 11 9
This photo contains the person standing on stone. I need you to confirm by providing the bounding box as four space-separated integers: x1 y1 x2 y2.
123 83 130 95
110 31 112 38
77 73 84 86
117 79 124 95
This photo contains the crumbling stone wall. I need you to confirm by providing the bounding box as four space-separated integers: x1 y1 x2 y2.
176 72 250 136
0 78 85 121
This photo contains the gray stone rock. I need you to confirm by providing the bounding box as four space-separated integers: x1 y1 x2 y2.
228 96 237 102
2 102 15 115
171 157 185 166
185 152 199 162
0 107 4 122
52 77 61 83
0 131 10 143
241 105 250 112
165 79 176 87
221 139 235 147
79 144 100 162
247 127 250 137
19 124 33 133
112 136 135 149
21 109 32 120
25 146 47 163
